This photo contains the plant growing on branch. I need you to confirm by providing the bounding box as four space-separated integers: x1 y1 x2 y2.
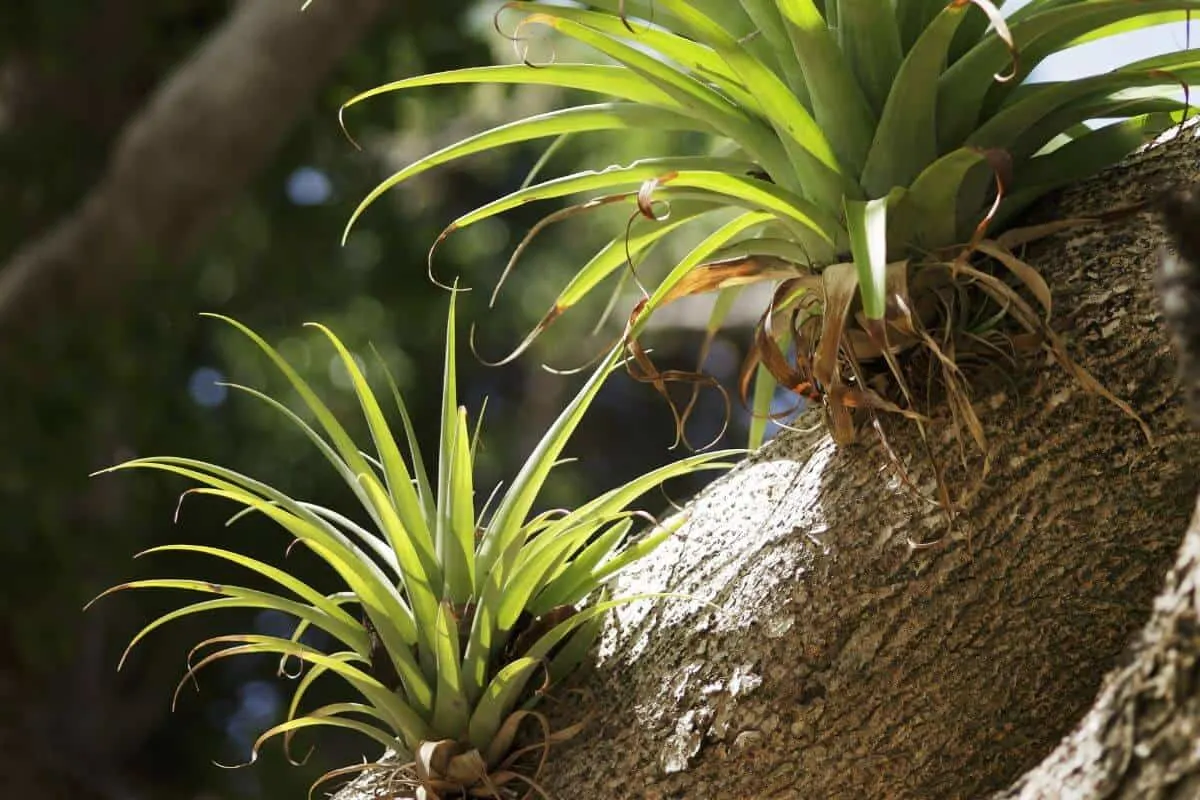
340 0 1193 463
87 295 736 797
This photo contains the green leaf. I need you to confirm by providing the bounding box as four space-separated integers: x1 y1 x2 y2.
137 543 364 631
938 0 1200 148
309 323 441 587
834 0 904 116
465 346 626 691
638 171 842 252
248 704 400 763
862 2 969 197
435 156 753 243
530 451 736 614
95 578 369 665
896 0 951 53
545 595 608 685
374 350 436 522
357 475 441 669
776 0 877 173
735 0 811 101
997 114 1180 227
632 211 782 336
475 344 625 586
747 357 777 450
342 103 719 242
436 292 474 605
967 71 1192 154
891 147 988 250
97 459 433 716
506 3 765 114
652 0 856 206
466 657 542 752
183 635 431 751
844 197 890 320
341 64 681 112
461 557 505 705
430 602 470 738
529 517 634 613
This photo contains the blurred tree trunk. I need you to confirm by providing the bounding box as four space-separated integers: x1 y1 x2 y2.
445 136 1197 798
0 1 384 797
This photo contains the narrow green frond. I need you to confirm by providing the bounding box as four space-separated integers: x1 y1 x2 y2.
342 103 720 242
891 146 988 249
844 196 890 320
97 459 433 715
447 408 478 604
373 354 436 520
430 602 470 737
308 323 440 586
436 292 474 604
97 579 369 663
136 543 365 630
939 0 1200 148
248 706 400 764
896 0 953 53
341 64 680 112
835 0 905 116
475 344 626 586
997 114 1183 227
466 657 542 753
436 157 753 242
747 356 778 450
653 0 855 206
183 635 431 751
862 3 969 197
735 0 812 100
509 3 765 114
776 0 877 173
544 592 608 685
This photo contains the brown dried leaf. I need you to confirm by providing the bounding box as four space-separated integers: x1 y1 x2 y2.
974 239 1053 320
813 262 860 390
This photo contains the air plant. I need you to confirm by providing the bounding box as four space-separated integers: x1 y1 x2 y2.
87 294 736 797
339 0 1191 458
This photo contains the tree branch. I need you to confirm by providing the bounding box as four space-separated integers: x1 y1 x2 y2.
996 160 1200 800
0 0 385 327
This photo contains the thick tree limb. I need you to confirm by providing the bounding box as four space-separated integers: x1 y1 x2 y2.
996 495 1200 799
0 0 385 327
995 171 1200 800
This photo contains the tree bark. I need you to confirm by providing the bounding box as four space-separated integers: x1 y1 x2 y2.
335 131 1200 799
994 162 1200 800
995 495 1200 799
0 0 385 329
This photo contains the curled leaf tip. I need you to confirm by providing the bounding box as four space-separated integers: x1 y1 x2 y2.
337 105 363 152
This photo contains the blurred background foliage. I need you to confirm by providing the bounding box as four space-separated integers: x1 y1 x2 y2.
0 2 746 798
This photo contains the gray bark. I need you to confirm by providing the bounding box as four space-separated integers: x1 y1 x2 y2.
0 0 385 328
335 137 1200 798
996 495 1200 799
993 157 1200 800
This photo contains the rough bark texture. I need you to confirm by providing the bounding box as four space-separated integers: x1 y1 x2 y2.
0 0 386 328
993 162 1200 800
334 138 1200 798
995 496 1200 800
